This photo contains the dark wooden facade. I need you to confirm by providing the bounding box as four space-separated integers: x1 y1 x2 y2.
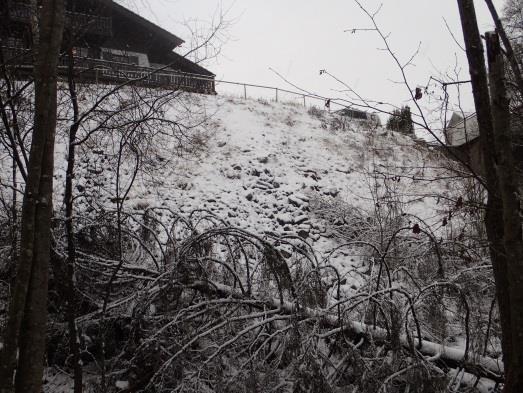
0 0 216 93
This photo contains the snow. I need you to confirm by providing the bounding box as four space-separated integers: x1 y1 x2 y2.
43 368 74 393
115 380 130 389
0 89 499 390
0 89 461 302
39 92 453 296
129 94 447 254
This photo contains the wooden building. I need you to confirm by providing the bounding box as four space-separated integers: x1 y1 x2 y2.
0 0 216 93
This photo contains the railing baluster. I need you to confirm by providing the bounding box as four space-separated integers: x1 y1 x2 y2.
7 1 112 36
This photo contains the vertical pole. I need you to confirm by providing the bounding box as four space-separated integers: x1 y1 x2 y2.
244 84 247 99
303 95 306 107
276 88 279 102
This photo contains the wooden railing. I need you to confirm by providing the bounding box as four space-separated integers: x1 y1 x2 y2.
67 57 216 93
7 2 112 36
0 46 216 94
0 46 32 65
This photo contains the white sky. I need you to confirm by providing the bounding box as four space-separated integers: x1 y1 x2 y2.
130 0 505 131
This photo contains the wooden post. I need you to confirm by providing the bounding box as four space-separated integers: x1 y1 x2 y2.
243 84 247 99
275 88 278 102
303 95 306 107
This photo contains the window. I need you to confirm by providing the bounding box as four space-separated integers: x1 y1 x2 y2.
72 47 89 57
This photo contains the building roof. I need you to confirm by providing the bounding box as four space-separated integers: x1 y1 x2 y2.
102 0 214 77
102 0 185 49
167 51 215 77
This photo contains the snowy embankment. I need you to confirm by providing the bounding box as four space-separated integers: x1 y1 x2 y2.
59 93 451 276
147 97 442 235
32 92 499 391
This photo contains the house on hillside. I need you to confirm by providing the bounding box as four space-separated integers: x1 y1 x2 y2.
336 107 381 126
445 112 483 173
445 111 523 177
0 0 215 94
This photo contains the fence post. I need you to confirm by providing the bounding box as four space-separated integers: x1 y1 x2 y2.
303 95 306 107
275 88 279 102
244 84 247 99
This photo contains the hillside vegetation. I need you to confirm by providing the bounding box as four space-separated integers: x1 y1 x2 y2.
0 89 499 392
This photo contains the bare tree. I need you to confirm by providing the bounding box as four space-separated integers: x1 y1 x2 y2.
0 0 65 392
0 1 513 392
456 1 523 391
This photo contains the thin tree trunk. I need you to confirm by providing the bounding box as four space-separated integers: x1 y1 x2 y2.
11 156 18 269
0 1 65 392
63 48 83 393
456 0 513 383
487 31 523 392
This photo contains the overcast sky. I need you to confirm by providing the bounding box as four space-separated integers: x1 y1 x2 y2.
130 0 505 131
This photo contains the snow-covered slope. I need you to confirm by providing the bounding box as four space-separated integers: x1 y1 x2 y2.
4 91 491 393
84 94 450 265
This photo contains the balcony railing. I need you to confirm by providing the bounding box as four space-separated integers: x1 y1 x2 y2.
7 2 112 37
66 57 216 94
0 45 32 65
0 46 216 94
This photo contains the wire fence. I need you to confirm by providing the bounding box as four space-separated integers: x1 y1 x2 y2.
211 78 384 125
213 78 343 111
212 78 446 148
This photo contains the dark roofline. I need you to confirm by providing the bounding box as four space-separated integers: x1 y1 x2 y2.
102 0 184 49
99 0 214 78
167 51 215 77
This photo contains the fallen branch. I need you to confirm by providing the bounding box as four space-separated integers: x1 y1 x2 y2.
190 279 504 383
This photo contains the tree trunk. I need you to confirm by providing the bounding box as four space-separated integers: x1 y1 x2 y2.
484 0 523 96
0 1 65 392
456 0 513 386
63 48 83 393
486 31 523 392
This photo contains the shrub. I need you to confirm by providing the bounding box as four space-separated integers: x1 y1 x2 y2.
386 106 414 134
307 105 325 120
